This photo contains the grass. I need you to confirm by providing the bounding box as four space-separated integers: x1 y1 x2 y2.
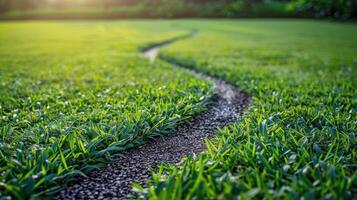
135 19 357 199
0 21 211 199
1 5 147 19
0 19 356 199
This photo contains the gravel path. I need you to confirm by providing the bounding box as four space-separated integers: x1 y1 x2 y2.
57 33 250 200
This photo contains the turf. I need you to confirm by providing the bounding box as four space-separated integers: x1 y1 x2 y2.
0 19 356 199
138 19 357 199
0 21 211 198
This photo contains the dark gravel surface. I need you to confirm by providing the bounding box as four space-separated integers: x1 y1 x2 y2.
56 37 250 200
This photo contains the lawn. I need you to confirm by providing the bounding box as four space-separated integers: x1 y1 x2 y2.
0 21 211 198
146 19 357 199
0 20 356 199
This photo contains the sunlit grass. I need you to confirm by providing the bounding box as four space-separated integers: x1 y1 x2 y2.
138 19 357 199
0 19 355 199
0 21 211 198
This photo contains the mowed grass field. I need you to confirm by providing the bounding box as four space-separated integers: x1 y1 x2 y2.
150 20 357 199
0 20 356 199
0 21 211 198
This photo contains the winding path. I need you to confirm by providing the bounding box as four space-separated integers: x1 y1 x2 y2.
57 32 250 199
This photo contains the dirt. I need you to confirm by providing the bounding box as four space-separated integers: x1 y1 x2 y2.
56 33 250 200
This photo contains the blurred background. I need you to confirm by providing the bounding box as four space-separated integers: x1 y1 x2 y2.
0 0 356 20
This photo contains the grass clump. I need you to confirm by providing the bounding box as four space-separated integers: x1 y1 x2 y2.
139 20 357 199
0 21 211 199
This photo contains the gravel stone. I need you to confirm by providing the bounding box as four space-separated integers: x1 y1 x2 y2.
56 36 251 200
